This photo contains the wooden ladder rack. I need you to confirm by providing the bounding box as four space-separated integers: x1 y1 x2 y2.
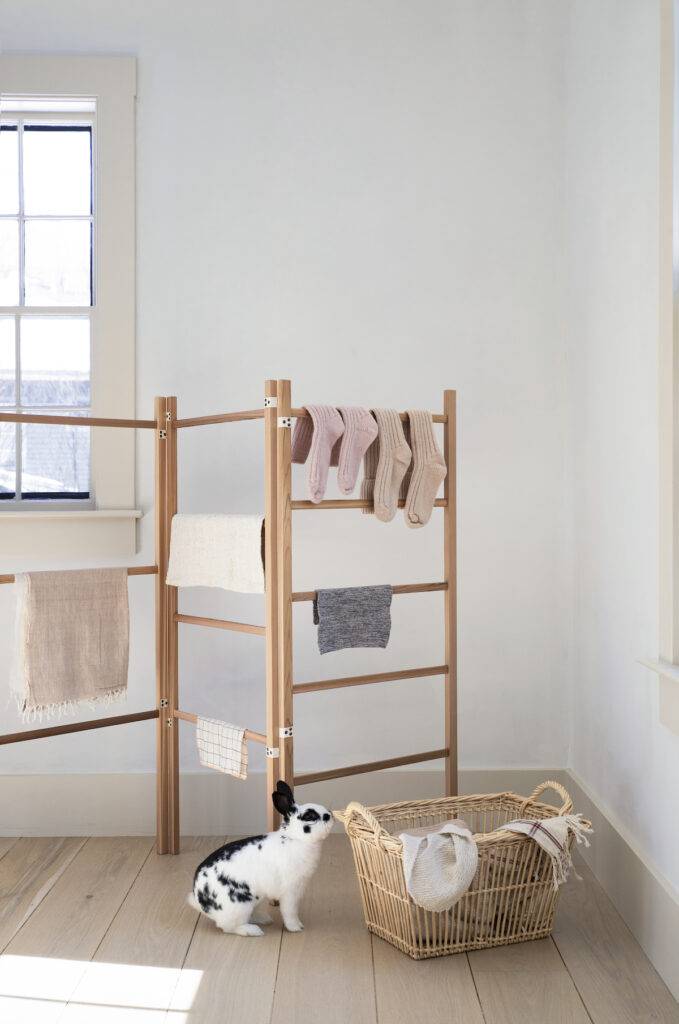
0 378 457 853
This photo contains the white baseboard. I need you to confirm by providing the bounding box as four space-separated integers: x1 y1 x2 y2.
1 766 677 1002
563 768 679 1002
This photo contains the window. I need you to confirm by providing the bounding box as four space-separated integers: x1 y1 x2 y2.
1 105 95 504
0 56 137 557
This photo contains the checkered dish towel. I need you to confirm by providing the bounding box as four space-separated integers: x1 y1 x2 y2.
501 815 593 889
196 717 248 779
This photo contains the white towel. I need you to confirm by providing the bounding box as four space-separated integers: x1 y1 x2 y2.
196 717 248 779
399 819 478 912
501 815 593 889
166 514 265 593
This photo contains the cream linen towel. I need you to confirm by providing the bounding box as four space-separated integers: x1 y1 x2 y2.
196 717 248 779
166 514 265 593
11 568 129 721
399 819 478 912
501 815 593 889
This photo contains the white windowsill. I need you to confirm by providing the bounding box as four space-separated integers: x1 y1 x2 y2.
639 657 679 683
0 508 142 559
0 508 142 522
639 659 679 735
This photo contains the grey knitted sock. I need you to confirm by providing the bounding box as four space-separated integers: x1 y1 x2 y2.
373 409 412 523
404 410 446 527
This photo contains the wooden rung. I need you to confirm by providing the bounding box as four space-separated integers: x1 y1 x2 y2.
291 498 447 511
294 748 449 786
175 409 265 428
0 411 156 429
0 564 158 586
0 709 159 746
292 581 447 603
173 709 266 744
174 613 265 636
290 407 447 425
293 664 448 695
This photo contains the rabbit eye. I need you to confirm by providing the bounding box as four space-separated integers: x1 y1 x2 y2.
299 809 320 822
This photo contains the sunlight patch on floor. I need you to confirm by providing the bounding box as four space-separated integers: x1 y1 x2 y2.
0 955 202 1022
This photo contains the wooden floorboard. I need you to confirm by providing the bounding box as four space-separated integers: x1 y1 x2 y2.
61 837 216 1022
270 834 376 1024
169 837 283 1024
552 858 679 1024
468 937 591 1024
373 939 485 1024
0 838 19 863
0 837 153 1023
0 836 86 951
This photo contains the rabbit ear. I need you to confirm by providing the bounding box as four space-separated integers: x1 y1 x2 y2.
272 787 294 817
276 780 294 802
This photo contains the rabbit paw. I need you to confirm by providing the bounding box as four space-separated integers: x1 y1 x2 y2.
284 919 304 932
234 923 264 937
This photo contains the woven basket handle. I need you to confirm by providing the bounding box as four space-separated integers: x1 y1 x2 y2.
519 779 573 816
340 801 387 841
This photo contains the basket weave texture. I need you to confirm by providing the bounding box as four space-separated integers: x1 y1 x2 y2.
335 780 584 959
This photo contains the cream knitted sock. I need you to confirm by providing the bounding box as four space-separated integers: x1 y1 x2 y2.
404 410 446 527
399 420 413 501
335 407 378 495
304 405 345 504
373 409 412 523
360 434 380 515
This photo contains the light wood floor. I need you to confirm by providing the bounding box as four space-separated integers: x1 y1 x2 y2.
0 834 677 1023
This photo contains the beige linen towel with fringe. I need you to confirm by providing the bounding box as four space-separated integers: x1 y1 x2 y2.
11 568 129 720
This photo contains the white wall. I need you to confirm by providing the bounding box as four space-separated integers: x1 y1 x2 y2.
0 1 571 786
564 0 679 893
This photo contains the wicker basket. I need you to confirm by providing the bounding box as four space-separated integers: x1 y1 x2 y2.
335 780 585 959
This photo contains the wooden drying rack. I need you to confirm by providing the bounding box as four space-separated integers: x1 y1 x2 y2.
0 379 457 854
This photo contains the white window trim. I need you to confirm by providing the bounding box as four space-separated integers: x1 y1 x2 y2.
0 55 138 557
642 1 679 736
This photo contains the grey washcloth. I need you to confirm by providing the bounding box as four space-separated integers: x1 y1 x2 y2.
312 585 393 655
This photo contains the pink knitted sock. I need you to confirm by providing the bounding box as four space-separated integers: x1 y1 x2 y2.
373 409 412 522
303 405 345 503
291 415 314 464
335 407 378 495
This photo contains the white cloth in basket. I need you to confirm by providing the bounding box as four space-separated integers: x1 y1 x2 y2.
501 814 593 890
399 818 478 912
166 514 265 593
196 717 248 779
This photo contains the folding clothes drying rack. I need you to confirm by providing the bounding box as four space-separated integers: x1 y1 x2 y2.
0 379 457 854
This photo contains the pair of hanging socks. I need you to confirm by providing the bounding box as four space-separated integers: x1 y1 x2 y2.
291 405 345 503
372 409 412 522
404 410 447 527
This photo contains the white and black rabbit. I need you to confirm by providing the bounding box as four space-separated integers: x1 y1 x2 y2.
188 780 333 936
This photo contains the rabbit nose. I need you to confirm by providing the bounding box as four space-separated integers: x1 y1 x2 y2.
323 813 330 822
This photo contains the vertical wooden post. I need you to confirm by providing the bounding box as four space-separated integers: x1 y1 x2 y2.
264 380 280 829
154 396 170 854
276 379 294 793
443 390 458 796
165 396 180 853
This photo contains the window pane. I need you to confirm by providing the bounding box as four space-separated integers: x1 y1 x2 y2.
20 317 89 407
0 126 19 214
0 319 15 406
24 220 91 306
0 422 16 497
23 125 92 215
21 418 89 496
0 220 19 304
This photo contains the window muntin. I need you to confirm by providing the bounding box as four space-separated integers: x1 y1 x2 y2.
0 107 94 504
